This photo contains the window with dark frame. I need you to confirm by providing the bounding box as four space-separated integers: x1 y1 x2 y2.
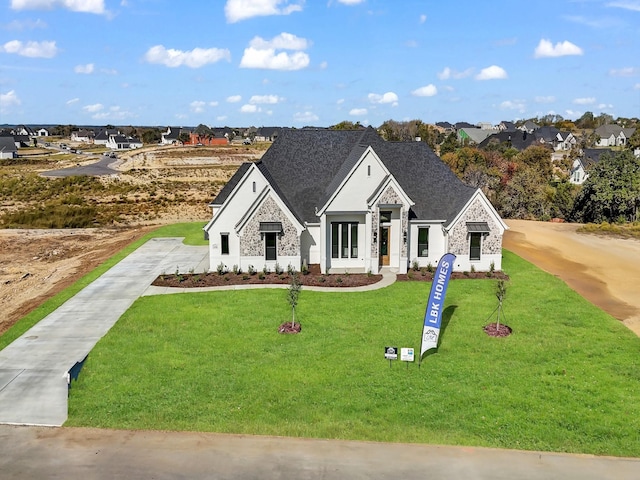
221 233 229 255
265 232 277 260
417 227 429 257
470 232 481 261
331 222 358 259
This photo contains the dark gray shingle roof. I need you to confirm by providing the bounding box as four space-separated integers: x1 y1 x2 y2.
211 127 476 227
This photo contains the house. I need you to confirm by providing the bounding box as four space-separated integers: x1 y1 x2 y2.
569 148 614 184
94 128 119 145
595 125 636 147
478 131 536 151
204 128 507 275
71 129 95 143
106 134 143 150
457 127 493 145
0 136 18 159
36 128 49 137
188 131 228 146
13 125 35 136
161 126 188 145
498 121 517 132
520 121 539 134
253 127 280 142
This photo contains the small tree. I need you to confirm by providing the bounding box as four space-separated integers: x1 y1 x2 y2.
495 279 507 330
287 274 302 328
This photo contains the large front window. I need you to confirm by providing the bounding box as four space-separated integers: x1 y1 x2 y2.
470 232 481 261
265 232 277 261
331 222 358 259
418 227 429 257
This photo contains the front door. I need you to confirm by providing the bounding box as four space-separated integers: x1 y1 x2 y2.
379 226 390 266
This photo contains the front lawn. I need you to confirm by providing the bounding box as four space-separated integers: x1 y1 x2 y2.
66 251 640 457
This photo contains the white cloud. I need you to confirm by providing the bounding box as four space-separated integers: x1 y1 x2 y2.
92 106 134 120
217 115 228 122
240 104 259 113
535 96 556 104
225 0 303 23
337 0 364 4
227 95 242 103
190 101 206 113
100 68 118 75
1 39 57 58
635 83 640 90
598 103 614 110
240 33 310 70
411 84 437 97
563 15 621 29
475 65 508 80
437 66 473 80
11 0 106 14
336 98 345 105
419 14 427 24
573 97 596 105
606 1 640 12
609 67 640 77
4 18 47 30
500 100 526 112
209 101 219 107
74 63 94 74
83 103 104 113
368 92 398 105
293 111 319 123
534 39 583 58
144 45 231 68
249 94 282 104
0 90 21 112
349 108 367 115
66 97 79 105
565 109 582 118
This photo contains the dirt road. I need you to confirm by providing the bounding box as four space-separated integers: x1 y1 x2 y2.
503 219 640 336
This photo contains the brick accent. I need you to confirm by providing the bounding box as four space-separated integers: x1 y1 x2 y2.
449 197 502 256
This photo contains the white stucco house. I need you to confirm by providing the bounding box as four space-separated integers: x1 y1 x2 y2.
204 128 508 275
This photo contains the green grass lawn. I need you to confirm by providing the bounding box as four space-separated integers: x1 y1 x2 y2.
66 250 640 457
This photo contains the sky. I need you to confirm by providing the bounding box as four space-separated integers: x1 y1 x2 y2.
1 0 640 128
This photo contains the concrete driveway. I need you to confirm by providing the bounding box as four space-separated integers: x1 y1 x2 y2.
0 238 208 426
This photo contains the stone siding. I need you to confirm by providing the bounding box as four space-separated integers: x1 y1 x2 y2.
377 187 408 257
449 198 502 256
240 196 299 257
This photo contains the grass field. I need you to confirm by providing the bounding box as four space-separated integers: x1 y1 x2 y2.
65 249 640 457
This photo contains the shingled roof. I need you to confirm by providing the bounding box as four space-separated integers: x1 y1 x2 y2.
212 127 477 227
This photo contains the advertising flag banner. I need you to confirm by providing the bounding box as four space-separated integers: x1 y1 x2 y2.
420 253 456 358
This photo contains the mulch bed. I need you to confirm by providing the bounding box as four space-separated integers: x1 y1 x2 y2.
397 270 509 281
152 269 510 289
483 322 513 337
152 271 383 288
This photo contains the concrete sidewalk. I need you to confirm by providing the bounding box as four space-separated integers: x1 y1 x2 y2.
0 238 208 426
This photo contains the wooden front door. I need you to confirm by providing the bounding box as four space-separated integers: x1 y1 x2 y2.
379 226 390 266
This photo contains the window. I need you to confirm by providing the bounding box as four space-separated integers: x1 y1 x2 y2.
418 228 429 257
331 222 358 259
367 165 371 176
265 232 277 261
221 233 229 255
252 181 256 193
380 210 392 223
470 232 481 261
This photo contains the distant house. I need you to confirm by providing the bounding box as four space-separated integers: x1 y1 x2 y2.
71 129 95 143
520 121 540 134
204 127 507 275
107 134 143 150
479 131 537 151
498 121 517 132
188 132 228 146
595 125 636 147
570 148 614 185
36 128 49 137
435 121 455 133
253 127 280 142
457 128 493 145
94 129 120 146
161 126 188 145
13 125 35 136
0 136 18 159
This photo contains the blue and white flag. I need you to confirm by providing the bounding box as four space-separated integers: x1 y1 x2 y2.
420 253 456 358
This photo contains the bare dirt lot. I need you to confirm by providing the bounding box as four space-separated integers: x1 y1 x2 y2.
503 219 640 337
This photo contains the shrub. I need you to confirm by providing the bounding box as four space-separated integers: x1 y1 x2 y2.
301 263 309 275
470 264 476 274
216 262 227 275
275 263 284 275
258 272 265 280
248 265 256 275
262 265 270 275
426 262 434 273
412 259 420 271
